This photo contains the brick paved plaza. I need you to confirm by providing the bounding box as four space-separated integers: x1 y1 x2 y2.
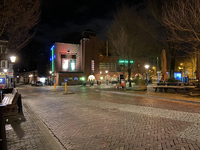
5 84 200 150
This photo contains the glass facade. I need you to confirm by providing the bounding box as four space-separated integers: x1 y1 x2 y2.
99 63 116 70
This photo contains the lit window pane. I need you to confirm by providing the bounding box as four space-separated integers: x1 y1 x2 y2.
62 59 68 70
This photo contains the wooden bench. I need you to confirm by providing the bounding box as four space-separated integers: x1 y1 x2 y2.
153 86 196 94
157 82 185 86
1 88 20 116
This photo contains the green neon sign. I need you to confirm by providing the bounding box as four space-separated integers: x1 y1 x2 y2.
51 45 55 73
80 77 85 81
119 60 134 64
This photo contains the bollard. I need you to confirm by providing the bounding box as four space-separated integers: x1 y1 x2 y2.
65 83 67 92
0 104 7 150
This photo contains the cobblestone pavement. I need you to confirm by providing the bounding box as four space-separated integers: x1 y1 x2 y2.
5 106 52 150
17 85 200 150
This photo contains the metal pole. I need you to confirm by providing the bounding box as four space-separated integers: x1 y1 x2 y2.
192 59 193 79
0 105 7 150
184 66 185 82
157 57 159 82
146 72 148 86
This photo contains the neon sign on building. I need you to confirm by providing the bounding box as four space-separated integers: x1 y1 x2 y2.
50 45 55 73
91 60 94 72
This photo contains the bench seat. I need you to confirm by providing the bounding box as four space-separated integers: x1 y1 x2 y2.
153 86 196 94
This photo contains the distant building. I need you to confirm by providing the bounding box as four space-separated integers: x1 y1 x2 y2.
49 30 150 85
0 40 14 88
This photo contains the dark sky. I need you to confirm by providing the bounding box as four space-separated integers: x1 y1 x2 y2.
33 0 145 47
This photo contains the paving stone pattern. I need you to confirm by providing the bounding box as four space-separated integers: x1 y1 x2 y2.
21 86 200 150
5 107 52 150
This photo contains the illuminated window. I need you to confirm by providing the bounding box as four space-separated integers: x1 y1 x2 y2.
61 54 76 71
1 60 7 68
0 46 7 54
70 59 76 71
62 59 68 70
99 63 116 69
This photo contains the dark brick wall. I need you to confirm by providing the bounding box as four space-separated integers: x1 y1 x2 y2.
81 36 99 78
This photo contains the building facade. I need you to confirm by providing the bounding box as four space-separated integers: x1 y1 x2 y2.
49 30 157 85
50 30 100 85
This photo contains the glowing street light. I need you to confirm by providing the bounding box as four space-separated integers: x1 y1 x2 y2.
10 56 16 63
145 65 149 69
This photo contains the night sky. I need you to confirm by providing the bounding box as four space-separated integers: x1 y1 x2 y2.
33 0 145 47
17 0 146 71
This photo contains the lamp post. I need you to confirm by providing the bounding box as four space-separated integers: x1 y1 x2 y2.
10 56 16 88
145 64 149 86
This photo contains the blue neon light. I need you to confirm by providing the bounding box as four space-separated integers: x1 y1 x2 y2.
50 45 55 51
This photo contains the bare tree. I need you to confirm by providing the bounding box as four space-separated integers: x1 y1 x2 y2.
0 0 41 58
107 5 156 88
147 0 191 77
161 0 200 54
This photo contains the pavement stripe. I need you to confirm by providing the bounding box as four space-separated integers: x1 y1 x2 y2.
95 90 200 142
103 90 200 104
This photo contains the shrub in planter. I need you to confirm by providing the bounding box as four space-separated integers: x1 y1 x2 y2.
133 76 140 85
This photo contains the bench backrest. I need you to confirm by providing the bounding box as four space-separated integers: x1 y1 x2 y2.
1 88 19 105
11 89 18 105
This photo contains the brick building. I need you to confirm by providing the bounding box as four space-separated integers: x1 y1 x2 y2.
51 30 100 85
50 30 152 85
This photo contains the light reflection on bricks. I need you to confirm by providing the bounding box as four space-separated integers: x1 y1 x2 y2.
5 108 52 150
20 85 200 150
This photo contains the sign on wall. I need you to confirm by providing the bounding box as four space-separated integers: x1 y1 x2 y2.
91 60 94 72
0 78 5 84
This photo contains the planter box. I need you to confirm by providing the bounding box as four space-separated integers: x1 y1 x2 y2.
132 85 147 91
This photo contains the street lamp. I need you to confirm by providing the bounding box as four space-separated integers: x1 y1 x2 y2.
10 55 16 88
145 64 149 86
10 56 16 63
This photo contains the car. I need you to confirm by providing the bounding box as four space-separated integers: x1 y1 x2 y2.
35 81 43 86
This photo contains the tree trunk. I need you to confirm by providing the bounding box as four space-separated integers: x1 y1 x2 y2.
170 56 175 78
128 62 131 87
123 63 126 91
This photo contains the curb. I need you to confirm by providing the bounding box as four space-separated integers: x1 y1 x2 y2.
23 102 65 150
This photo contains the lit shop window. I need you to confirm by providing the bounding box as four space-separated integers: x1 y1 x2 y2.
62 59 68 71
70 60 76 71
